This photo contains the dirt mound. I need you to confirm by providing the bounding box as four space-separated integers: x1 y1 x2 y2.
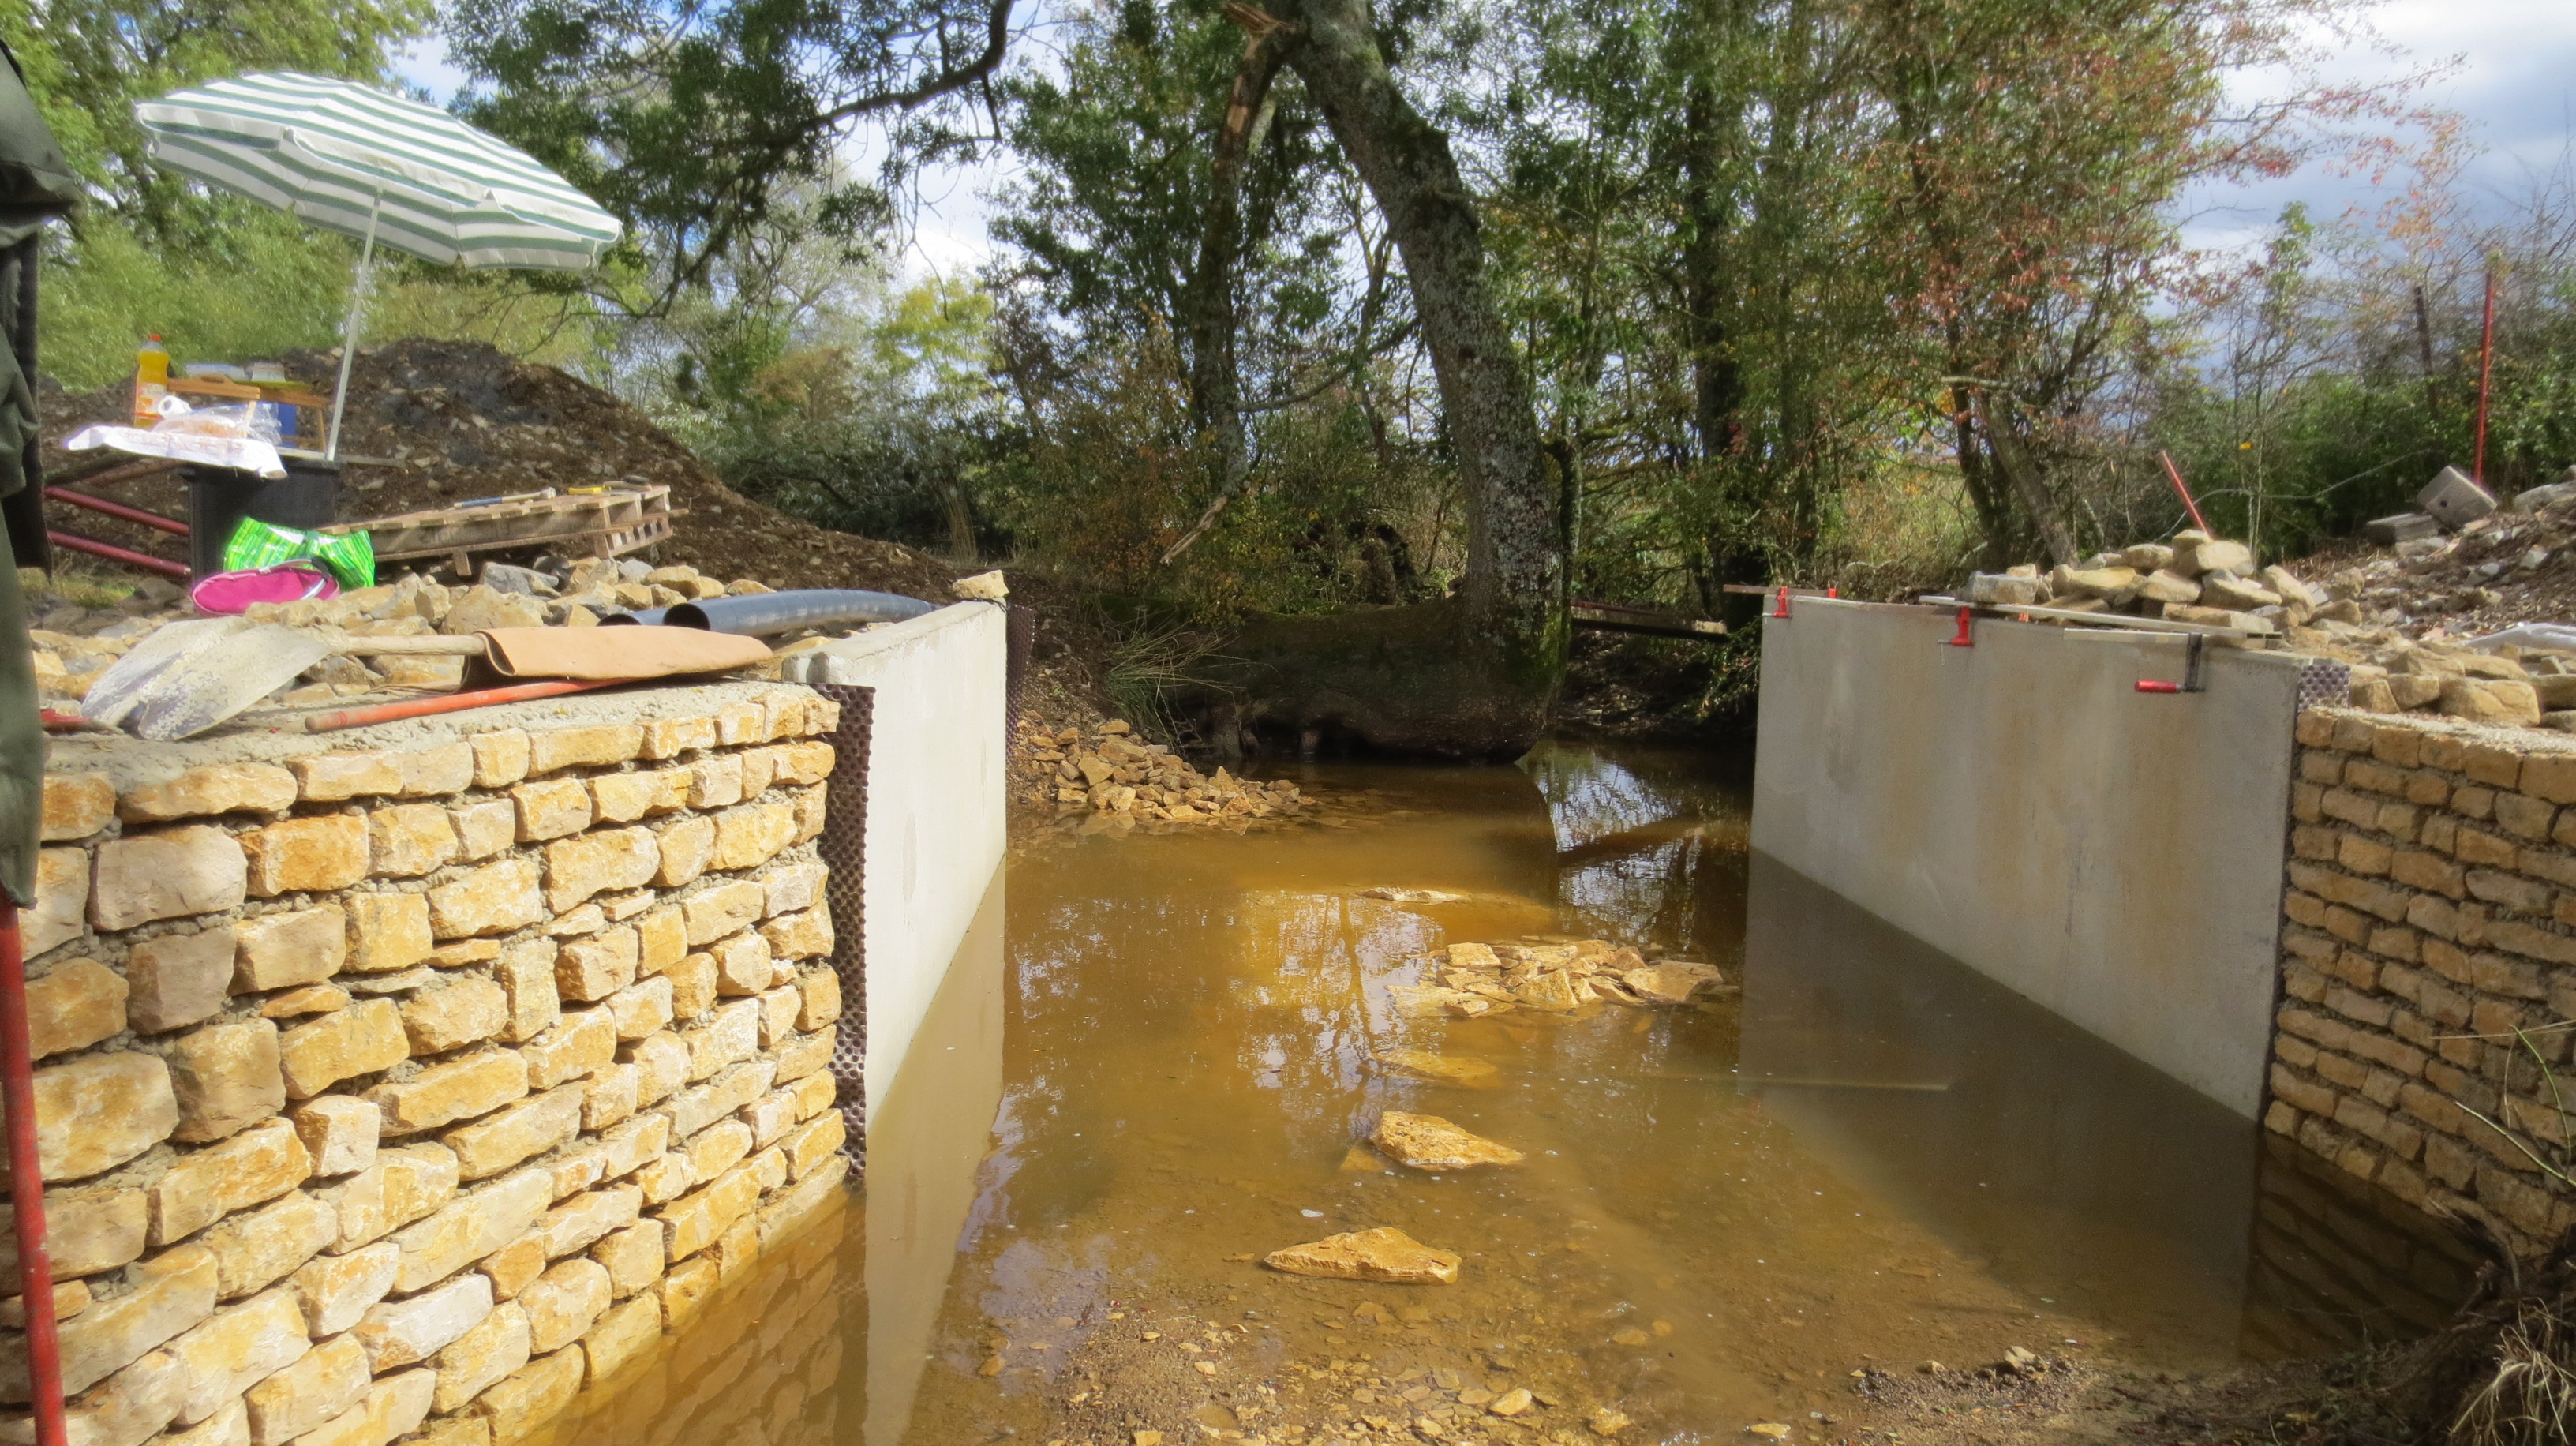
36 337 959 601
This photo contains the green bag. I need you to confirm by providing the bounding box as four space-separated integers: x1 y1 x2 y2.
223 517 375 590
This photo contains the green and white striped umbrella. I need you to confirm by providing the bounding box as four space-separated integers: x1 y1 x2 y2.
134 70 618 270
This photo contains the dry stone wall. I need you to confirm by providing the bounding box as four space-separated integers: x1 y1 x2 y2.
2273 707 2576 1260
8 681 849 1446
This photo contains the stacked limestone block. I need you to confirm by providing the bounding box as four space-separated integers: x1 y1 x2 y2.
5 681 850 1446
522 1182 844 1446
2274 708 2576 1261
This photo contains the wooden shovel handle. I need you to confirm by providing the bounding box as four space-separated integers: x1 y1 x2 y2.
324 635 489 657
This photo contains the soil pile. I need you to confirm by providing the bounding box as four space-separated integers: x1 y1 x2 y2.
37 338 958 599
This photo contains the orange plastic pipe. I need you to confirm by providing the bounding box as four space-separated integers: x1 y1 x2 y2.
301 677 629 733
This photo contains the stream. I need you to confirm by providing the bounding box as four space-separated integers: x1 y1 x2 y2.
537 739 2478 1446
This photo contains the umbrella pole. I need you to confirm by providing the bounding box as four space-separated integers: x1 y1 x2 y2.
324 196 381 463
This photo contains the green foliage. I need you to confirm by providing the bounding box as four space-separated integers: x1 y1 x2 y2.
38 208 354 390
447 0 1012 300
2 0 433 234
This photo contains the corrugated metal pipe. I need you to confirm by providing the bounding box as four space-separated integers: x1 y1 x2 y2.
603 590 937 636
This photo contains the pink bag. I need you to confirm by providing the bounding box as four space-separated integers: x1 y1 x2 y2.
190 564 340 615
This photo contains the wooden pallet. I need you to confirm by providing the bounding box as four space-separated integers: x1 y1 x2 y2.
335 487 679 573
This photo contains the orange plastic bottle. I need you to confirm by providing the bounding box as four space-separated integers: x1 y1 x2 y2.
133 335 170 426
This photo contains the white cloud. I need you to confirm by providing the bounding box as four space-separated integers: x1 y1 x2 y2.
2181 0 2576 253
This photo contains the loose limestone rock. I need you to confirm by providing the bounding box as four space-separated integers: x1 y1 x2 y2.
1370 1050 1501 1090
1621 961 1732 1005
1368 1113 1524 1171
1263 1227 1462 1285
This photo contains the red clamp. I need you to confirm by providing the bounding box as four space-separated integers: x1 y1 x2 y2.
1770 586 1792 619
1945 607 1974 646
2135 635 2207 694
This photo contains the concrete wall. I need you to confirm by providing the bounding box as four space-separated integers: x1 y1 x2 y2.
1750 598 2313 1116
785 602 1008 1118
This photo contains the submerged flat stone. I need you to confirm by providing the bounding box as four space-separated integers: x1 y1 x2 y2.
1443 943 1501 971
1370 1112 1523 1171
1264 1227 1461 1285
1511 971 1581 1012
1372 1049 1502 1089
1359 887 1466 905
1622 961 1731 1005
1386 984 1502 1020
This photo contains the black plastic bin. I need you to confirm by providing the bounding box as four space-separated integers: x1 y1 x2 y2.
182 457 343 580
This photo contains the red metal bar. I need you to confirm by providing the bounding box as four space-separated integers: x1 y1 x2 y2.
301 677 630 733
2473 269 2498 484
0 901 67 1446
43 487 187 537
44 530 187 580
2156 450 2211 534
2136 680 2181 693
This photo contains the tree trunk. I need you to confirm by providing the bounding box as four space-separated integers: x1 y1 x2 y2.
1679 1 1746 466
1971 390 2077 564
1272 0 1565 692
1163 6 1294 566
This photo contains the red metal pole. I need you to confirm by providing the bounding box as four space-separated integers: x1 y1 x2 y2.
2156 451 2211 534
301 677 628 733
0 901 67 1446
42 488 188 537
43 531 187 580
2473 269 2498 485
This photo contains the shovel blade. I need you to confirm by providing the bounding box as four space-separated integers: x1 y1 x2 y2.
125 625 334 740
80 617 252 727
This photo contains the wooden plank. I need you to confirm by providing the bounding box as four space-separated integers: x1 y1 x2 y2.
368 513 676 564
1571 601 1728 639
1919 595 2273 639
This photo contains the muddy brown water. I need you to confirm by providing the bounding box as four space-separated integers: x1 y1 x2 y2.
537 740 2477 1446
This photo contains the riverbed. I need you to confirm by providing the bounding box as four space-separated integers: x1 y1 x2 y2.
536 740 2475 1446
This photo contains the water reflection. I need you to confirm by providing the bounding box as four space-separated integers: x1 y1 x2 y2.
1735 852 2479 1362
863 871 1009 1444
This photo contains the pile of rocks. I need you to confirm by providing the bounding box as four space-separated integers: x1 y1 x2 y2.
24 561 818 717
1387 938 1731 1018
1015 717 1307 823
1966 529 2331 636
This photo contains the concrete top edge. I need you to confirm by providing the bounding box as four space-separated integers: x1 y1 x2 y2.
46 676 814 787
1768 594 2312 669
799 601 1001 664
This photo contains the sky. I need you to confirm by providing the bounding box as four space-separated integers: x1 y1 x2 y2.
401 0 2576 283
2177 0 2576 259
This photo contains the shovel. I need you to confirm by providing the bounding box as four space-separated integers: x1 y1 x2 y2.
72 623 772 742
80 619 334 741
